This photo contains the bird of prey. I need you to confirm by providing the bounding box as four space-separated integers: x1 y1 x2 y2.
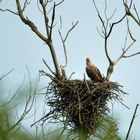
86 58 103 82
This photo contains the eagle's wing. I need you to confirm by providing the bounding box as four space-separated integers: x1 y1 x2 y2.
86 66 103 82
86 67 94 80
94 67 103 80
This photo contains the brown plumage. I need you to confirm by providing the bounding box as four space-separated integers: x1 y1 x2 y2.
86 58 103 82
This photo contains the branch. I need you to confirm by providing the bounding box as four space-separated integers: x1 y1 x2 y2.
0 1 29 15
93 0 112 64
0 8 18 15
22 0 30 12
133 4 140 23
123 52 140 58
107 15 126 38
93 0 126 80
49 2 56 39
114 17 136 64
8 68 36 131
39 0 50 38
0 69 14 81
42 59 55 75
58 30 68 68
125 104 139 140
124 0 140 27
58 21 78 68
55 0 64 7
16 0 49 43
64 21 78 42
15 0 62 79
93 0 140 80
115 41 135 64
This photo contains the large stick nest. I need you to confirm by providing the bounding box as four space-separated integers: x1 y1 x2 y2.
42 78 126 137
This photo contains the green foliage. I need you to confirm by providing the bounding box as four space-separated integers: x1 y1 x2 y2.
97 117 121 140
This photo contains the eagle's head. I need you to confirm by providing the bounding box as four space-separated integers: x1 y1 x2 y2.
86 58 93 66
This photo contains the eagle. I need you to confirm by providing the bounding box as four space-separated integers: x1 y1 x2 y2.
86 58 103 82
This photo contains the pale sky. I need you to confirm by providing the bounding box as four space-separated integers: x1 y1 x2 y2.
0 0 140 139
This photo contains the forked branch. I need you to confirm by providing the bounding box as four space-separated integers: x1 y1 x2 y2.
124 0 140 27
93 0 140 80
58 21 78 68
16 0 49 43
15 0 62 79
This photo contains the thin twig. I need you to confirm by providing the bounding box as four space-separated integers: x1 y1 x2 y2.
0 8 18 15
58 21 78 68
9 68 36 131
125 104 139 140
114 17 136 64
22 0 30 12
55 0 64 7
123 52 140 58
124 0 140 26
133 4 140 23
0 69 14 81
42 59 55 75
40 0 50 37
49 2 56 39
64 21 78 42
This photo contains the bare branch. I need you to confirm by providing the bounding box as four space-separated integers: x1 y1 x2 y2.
64 21 78 42
15 0 61 78
104 0 116 22
16 0 49 43
0 8 18 15
107 15 126 38
22 0 31 12
93 0 125 65
37 0 43 14
114 17 136 64
125 104 139 140
92 0 136 80
58 30 68 68
42 59 55 75
133 4 140 23
0 77 24 109
127 18 136 42
115 41 135 64
58 21 78 68
96 27 104 38
123 0 133 12
59 16 63 30
55 0 64 7
49 2 56 39
124 0 140 26
0 69 14 81
9 67 36 131
127 12 140 26
93 2 110 64
0 0 30 15
123 52 140 58
39 0 50 38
